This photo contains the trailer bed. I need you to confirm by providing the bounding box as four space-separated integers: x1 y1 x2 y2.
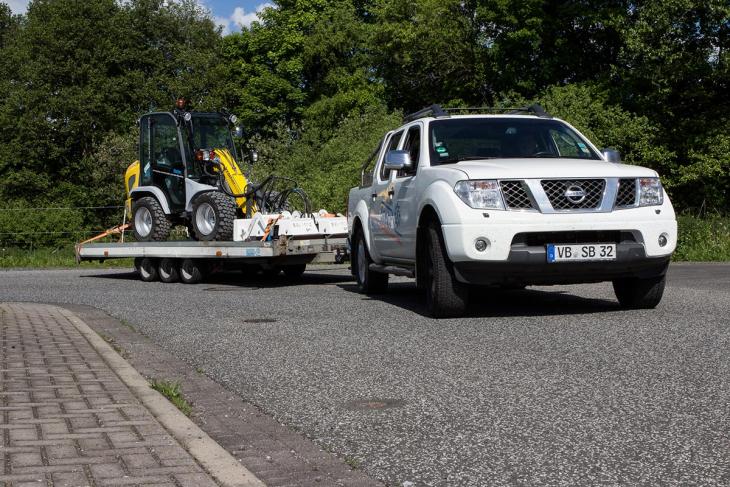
77 236 347 261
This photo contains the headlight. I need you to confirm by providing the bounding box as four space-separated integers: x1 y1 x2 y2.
454 180 505 210
638 177 663 206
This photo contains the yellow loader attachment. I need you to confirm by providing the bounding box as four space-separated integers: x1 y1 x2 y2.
210 148 252 211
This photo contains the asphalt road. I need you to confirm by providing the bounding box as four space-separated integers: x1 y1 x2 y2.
1 263 728 486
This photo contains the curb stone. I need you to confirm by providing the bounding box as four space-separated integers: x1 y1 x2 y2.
57 306 266 487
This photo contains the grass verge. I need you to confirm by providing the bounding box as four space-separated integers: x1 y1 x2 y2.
674 215 730 261
0 247 133 268
149 379 193 417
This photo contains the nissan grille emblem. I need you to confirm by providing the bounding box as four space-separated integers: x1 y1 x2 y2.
564 185 586 204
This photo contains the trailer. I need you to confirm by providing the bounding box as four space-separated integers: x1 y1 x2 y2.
76 234 349 284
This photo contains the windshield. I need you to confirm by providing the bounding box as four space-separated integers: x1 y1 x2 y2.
191 114 236 153
429 118 601 164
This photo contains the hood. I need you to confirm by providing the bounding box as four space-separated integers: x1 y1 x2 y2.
449 158 658 180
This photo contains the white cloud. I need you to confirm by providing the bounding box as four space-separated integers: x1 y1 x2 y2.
219 3 272 34
5 0 29 14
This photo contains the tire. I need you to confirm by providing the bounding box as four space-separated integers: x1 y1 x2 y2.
138 257 159 282
352 229 388 294
132 197 172 242
191 191 236 241
158 258 180 283
180 259 206 284
613 275 666 309
423 222 468 318
283 264 306 279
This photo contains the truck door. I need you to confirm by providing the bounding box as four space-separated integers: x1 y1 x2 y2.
378 124 422 260
369 130 404 255
140 113 186 212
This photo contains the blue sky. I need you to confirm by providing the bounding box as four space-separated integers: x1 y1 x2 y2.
5 0 273 34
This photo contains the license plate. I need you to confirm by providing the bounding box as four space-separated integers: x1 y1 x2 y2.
547 243 616 262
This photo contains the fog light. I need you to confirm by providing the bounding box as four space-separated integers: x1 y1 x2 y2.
475 238 490 252
658 233 668 247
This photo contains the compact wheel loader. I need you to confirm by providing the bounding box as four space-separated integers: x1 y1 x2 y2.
124 100 307 242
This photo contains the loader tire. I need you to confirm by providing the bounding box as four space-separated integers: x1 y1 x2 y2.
191 191 236 241
132 197 172 242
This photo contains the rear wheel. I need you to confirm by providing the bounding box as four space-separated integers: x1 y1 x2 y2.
424 222 468 318
180 258 206 284
352 229 388 294
613 275 666 309
191 192 236 241
138 257 159 282
158 258 180 283
132 197 172 242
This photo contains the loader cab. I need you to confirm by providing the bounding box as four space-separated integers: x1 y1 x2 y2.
139 112 189 213
138 111 240 210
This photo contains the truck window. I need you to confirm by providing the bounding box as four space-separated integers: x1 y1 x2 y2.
379 130 404 181
401 125 421 177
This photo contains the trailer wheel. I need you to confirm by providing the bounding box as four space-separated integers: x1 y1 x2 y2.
352 229 388 294
283 264 306 280
158 258 180 283
138 258 159 282
191 191 236 241
180 259 206 284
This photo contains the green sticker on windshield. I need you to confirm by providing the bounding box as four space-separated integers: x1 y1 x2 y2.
436 146 447 153
577 142 589 153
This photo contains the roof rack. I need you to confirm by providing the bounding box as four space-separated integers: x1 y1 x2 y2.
402 103 551 122
403 104 449 123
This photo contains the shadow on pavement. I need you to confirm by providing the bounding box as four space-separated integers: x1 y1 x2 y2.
80 268 353 288
339 281 620 318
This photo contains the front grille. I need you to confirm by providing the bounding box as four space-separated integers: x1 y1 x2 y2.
541 179 605 210
615 178 637 207
500 180 534 210
512 231 636 247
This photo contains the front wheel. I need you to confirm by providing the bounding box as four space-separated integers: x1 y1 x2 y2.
137 257 159 282
613 275 666 309
132 197 172 242
423 223 468 318
352 230 388 294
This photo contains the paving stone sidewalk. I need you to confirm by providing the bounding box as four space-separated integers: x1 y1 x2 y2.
0 302 220 487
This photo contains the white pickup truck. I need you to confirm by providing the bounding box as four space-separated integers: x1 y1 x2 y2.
347 105 677 317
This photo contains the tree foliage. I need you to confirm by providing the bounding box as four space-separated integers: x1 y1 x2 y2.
0 0 728 238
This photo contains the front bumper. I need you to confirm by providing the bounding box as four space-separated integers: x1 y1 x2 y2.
441 203 677 262
453 244 670 286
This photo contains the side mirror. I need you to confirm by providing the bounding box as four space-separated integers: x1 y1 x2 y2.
384 150 412 172
601 148 622 163
234 126 244 138
249 150 258 164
